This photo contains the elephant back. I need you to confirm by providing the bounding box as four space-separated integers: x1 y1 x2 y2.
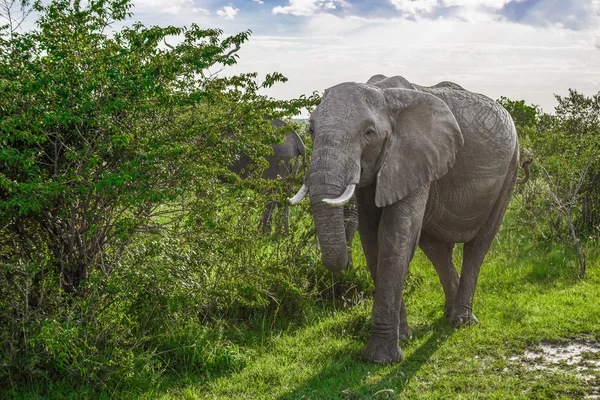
429 81 466 91
366 74 415 90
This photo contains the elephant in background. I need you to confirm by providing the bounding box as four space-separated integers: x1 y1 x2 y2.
290 74 525 363
228 119 306 233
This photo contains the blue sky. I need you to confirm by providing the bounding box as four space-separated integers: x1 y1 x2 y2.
133 0 598 113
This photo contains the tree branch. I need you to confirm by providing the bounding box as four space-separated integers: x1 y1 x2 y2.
540 164 588 277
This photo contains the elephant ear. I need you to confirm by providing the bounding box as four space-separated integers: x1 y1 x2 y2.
375 88 464 208
289 130 306 156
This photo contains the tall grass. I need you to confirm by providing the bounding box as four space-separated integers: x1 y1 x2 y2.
4 196 599 399
0 186 372 396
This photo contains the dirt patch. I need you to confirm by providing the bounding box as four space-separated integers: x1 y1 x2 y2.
509 340 600 398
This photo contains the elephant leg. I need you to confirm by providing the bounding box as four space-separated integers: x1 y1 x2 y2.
419 232 458 318
450 236 488 325
361 184 429 364
260 200 277 234
451 158 518 326
281 202 289 233
356 184 381 282
357 186 411 342
397 297 411 341
451 219 507 325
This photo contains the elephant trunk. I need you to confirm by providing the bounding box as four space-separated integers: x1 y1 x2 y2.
343 195 359 265
307 146 359 272
310 193 349 272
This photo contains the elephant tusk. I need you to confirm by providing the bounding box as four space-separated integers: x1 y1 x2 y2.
288 184 308 205
323 184 356 208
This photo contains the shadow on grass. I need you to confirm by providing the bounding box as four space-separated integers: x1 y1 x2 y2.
279 317 453 399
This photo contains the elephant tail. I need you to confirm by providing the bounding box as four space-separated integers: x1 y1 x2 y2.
517 159 532 184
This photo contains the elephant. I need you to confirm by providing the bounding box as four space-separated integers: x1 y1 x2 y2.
290 74 525 364
228 119 306 233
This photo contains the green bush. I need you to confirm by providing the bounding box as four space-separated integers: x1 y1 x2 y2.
0 0 324 391
500 92 600 242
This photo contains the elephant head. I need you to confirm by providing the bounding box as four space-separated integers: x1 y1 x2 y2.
291 82 463 272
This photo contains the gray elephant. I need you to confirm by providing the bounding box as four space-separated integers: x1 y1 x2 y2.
229 119 306 233
290 75 524 363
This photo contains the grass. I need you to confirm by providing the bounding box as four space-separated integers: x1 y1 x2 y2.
9 209 600 399
153 211 600 399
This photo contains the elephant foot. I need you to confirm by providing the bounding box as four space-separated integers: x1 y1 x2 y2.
450 312 478 326
398 329 412 342
361 337 403 364
398 323 412 342
444 303 452 319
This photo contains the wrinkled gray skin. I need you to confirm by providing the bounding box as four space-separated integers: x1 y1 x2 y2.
305 75 520 364
229 119 306 233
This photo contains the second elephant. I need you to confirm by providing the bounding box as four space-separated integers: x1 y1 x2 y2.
228 119 306 233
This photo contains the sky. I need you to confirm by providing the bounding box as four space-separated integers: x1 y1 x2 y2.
94 1 600 113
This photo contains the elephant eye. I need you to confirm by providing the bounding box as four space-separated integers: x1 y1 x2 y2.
364 128 376 137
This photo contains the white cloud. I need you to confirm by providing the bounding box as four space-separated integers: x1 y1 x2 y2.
322 1 336 10
594 33 600 49
225 14 600 115
217 5 239 19
389 0 437 14
252 0 265 3
126 0 600 118
192 7 209 14
133 0 195 15
389 0 515 20
272 0 345 16
273 0 319 16
390 0 512 13
442 0 511 8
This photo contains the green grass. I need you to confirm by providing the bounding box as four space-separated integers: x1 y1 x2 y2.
10 209 600 399
152 212 600 399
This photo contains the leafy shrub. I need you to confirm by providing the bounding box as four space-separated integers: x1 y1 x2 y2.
0 0 323 391
500 91 600 276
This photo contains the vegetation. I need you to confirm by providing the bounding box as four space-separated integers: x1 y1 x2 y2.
7 210 600 399
0 0 321 391
500 91 600 276
1 1 599 398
